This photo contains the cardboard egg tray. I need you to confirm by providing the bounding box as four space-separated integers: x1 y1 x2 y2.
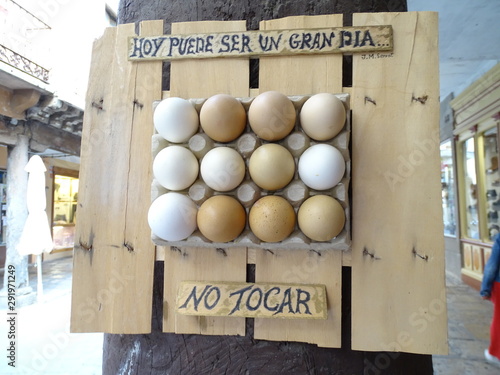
151 93 351 251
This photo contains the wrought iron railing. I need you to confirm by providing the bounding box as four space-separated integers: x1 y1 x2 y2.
0 43 49 83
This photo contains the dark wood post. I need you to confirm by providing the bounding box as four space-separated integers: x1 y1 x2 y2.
102 1 434 373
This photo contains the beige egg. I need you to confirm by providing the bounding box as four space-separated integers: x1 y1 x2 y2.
298 195 345 241
249 144 295 191
197 195 246 242
200 94 247 142
249 196 296 242
300 93 346 141
248 91 296 141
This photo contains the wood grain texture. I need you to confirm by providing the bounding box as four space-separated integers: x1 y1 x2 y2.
258 15 343 95
2 88 41 118
351 12 447 354
163 20 250 335
71 21 163 333
170 21 249 98
253 14 344 348
254 249 342 347
163 247 247 335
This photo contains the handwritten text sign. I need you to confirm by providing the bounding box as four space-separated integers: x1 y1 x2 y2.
128 26 392 61
176 281 327 319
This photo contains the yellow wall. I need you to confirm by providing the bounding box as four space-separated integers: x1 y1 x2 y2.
0 146 7 169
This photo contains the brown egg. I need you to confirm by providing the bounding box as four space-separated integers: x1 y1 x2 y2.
249 196 296 242
197 195 246 242
298 195 345 241
200 94 246 142
299 93 346 141
248 91 296 141
249 144 295 191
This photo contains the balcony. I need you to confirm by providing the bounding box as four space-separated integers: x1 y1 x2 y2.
0 43 49 83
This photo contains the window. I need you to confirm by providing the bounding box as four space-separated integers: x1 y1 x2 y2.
52 173 79 250
482 127 499 241
463 137 479 239
440 141 456 237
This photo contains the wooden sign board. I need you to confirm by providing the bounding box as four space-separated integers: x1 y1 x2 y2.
176 281 327 319
128 25 392 61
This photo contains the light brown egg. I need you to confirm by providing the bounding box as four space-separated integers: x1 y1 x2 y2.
248 91 296 141
299 93 346 141
298 195 345 241
197 195 246 242
200 94 246 142
249 144 295 191
249 196 296 242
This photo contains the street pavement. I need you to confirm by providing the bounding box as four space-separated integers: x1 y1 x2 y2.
433 271 499 375
1 256 500 374
0 256 102 375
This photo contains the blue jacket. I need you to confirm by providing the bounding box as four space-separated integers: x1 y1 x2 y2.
481 234 500 298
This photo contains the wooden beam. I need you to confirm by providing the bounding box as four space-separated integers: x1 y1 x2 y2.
0 119 81 155
351 12 447 355
0 87 41 119
0 118 20 147
29 121 81 155
0 86 20 119
11 89 41 114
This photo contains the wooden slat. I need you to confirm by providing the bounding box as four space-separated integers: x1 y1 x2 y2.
0 87 40 119
71 21 163 333
163 20 250 335
164 248 247 335
351 12 447 355
170 21 249 98
254 249 342 347
259 15 343 95
71 25 123 333
254 15 344 348
121 20 164 330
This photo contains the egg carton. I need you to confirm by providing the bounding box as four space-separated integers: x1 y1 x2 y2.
151 93 351 251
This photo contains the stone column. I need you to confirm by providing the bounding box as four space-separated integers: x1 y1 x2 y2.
2 134 33 303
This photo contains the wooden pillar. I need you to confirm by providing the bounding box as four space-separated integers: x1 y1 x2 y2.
104 264 432 374
2 134 33 302
100 1 435 374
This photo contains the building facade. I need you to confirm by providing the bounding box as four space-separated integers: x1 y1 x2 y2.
446 63 500 289
0 0 116 271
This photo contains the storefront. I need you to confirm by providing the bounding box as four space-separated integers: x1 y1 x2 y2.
44 158 79 261
451 63 500 289
0 151 79 267
440 93 461 279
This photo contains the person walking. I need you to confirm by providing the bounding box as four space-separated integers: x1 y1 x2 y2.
481 234 500 367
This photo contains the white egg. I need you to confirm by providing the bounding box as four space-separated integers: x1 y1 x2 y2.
200 147 245 191
148 193 197 241
153 146 199 190
298 144 345 190
153 97 199 143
